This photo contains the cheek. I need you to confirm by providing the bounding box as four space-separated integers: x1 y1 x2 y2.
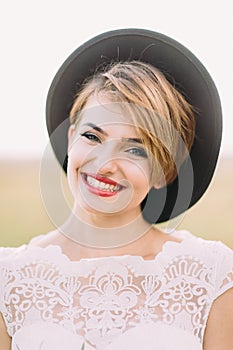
67 143 88 191
125 160 151 192
67 141 89 171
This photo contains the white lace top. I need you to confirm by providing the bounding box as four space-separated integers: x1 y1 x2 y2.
1 231 233 350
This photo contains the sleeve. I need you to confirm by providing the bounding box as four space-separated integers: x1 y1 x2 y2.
214 241 233 299
0 248 9 316
0 246 25 312
0 247 18 259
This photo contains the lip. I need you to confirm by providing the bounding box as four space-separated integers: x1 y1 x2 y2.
81 172 126 197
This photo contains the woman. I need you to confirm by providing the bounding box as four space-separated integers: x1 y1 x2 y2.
1 28 233 349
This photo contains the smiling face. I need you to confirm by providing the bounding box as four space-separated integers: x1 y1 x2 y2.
69 61 195 187
67 96 153 223
67 60 195 227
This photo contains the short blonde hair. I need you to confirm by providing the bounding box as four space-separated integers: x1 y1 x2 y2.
69 61 195 186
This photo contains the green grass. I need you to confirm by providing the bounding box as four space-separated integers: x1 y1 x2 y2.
0 156 233 248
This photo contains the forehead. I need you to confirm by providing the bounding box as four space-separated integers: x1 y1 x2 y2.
79 95 139 131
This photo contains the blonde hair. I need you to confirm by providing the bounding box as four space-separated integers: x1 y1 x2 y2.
69 61 195 186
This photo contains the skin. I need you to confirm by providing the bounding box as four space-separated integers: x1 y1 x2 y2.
0 313 11 349
203 288 233 349
67 97 155 224
1 96 232 348
61 96 166 249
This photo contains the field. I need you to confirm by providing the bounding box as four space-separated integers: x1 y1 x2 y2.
0 156 233 248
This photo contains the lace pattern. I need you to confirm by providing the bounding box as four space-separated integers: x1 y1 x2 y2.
0 232 233 349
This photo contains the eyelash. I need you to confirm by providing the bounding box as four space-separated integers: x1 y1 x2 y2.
126 148 148 158
80 131 147 158
80 131 101 143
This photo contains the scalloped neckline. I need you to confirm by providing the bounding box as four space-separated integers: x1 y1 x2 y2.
25 230 197 266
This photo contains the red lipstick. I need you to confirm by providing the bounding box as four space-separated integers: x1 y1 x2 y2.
81 172 125 197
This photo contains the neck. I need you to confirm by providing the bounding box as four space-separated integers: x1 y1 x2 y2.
73 202 145 228
59 209 152 249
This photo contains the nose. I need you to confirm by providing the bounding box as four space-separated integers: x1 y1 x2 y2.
97 158 118 175
93 141 119 175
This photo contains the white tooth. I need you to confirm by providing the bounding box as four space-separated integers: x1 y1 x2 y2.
94 179 99 187
86 175 122 192
87 176 92 184
90 178 96 186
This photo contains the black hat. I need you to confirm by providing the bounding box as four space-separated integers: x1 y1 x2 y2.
46 28 222 223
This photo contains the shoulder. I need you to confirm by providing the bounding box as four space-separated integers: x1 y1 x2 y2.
172 229 233 261
0 231 60 266
0 245 28 285
0 245 27 262
27 230 61 247
0 233 55 271
195 234 233 299
209 240 233 299
168 230 233 295
169 232 233 348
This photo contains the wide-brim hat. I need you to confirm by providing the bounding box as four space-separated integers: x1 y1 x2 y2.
46 28 222 224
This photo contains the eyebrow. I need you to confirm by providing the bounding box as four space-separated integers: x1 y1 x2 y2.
123 137 143 144
83 123 108 136
82 122 143 144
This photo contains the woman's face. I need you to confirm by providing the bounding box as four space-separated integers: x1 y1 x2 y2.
67 96 154 221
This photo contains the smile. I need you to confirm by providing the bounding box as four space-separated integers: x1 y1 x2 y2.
81 172 126 197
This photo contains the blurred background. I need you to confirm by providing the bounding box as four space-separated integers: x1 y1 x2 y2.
0 0 232 248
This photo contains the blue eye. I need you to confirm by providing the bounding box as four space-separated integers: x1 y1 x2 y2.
80 132 101 143
127 147 148 158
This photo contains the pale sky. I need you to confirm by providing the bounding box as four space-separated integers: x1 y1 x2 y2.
0 0 232 158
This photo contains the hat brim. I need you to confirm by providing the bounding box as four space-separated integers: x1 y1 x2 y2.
46 28 222 223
